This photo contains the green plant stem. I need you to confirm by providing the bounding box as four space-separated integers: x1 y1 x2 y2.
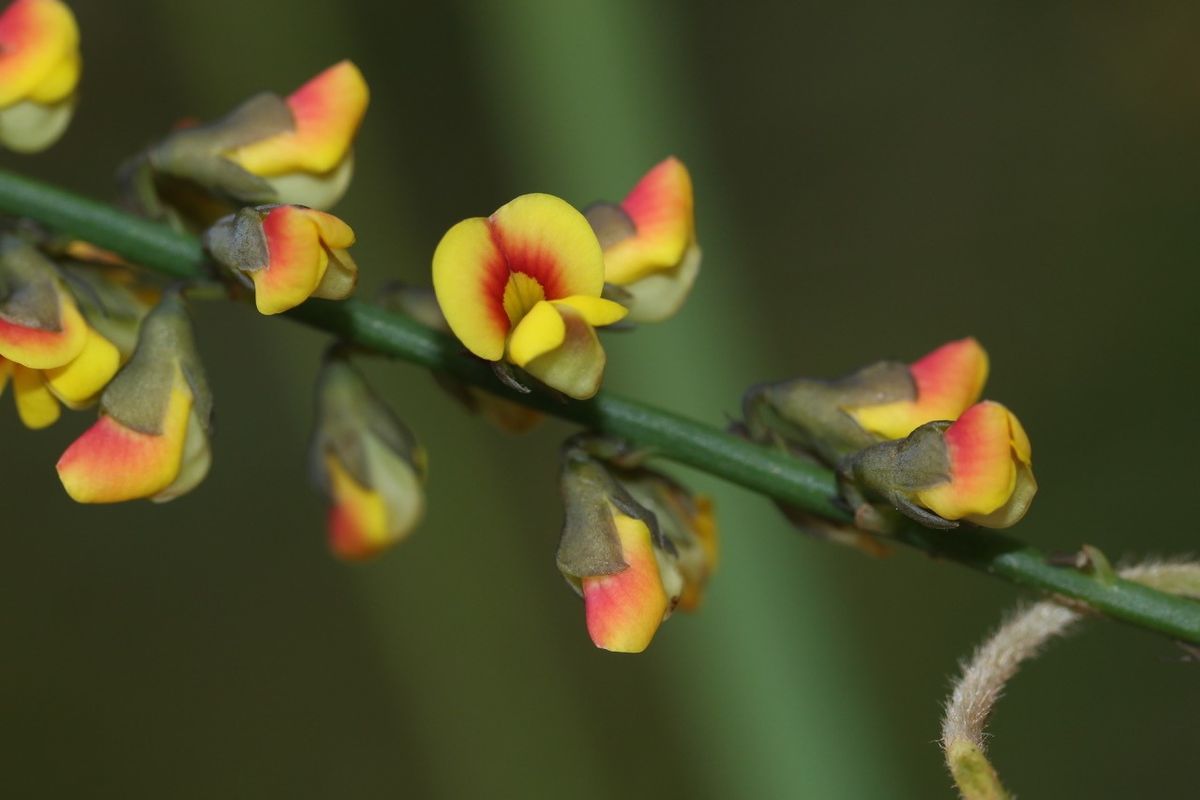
1 167 1197 645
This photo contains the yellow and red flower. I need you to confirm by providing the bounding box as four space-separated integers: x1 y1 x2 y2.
311 355 426 560
205 205 357 315
915 401 1036 528
748 337 989 465
142 60 368 219
845 337 988 440
57 291 213 503
0 0 80 153
557 451 685 653
842 400 1036 529
432 193 627 399
0 236 120 429
585 156 700 323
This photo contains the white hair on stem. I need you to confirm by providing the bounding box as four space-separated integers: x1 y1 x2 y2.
941 559 1200 800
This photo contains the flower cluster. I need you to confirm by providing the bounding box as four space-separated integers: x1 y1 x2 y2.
557 438 717 652
0 2 1044 666
742 338 1036 531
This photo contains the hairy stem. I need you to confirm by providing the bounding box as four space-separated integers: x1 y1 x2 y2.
942 561 1200 799
1 167 1198 644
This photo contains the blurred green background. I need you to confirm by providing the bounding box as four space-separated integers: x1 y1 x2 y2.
2 1 1198 797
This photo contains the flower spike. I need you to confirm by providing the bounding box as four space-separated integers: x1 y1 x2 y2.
57 290 213 503
432 193 627 399
0 0 80 153
310 354 427 560
205 205 358 314
585 157 700 323
841 401 1036 530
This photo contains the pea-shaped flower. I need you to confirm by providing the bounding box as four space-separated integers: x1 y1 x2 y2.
310 355 426 560
842 401 1036 529
57 290 213 503
557 451 683 653
143 60 368 216
748 337 988 464
205 205 357 315
0 236 120 429
433 193 628 399
0 0 80 153
585 157 700 323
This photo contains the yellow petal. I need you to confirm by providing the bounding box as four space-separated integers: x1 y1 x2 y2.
506 299 565 367
432 217 509 361
44 327 120 407
0 0 81 107
56 371 193 503
12 363 59 428
916 401 1024 520
521 303 607 400
325 453 391 560
551 295 628 327
226 60 369 177
602 157 696 286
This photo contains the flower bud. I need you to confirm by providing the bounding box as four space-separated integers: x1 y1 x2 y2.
557 448 691 653
310 354 426 560
748 337 988 464
0 236 120 428
57 290 213 503
584 157 700 323
842 401 1036 529
204 205 358 315
432 193 627 399
378 282 543 433
140 61 368 220
0 0 80 153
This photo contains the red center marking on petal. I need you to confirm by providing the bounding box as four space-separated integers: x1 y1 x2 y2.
0 316 59 347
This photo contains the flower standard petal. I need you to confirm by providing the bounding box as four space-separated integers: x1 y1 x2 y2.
432 217 510 360
57 368 194 503
226 61 369 178
919 402 1036 528
0 236 89 369
846 337 989 440
489 193 606 300
0 0 79 106
599 156 695 286
582 512 671 653
205 205 358 315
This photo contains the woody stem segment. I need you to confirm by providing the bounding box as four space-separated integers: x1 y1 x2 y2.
0 167 1196 645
